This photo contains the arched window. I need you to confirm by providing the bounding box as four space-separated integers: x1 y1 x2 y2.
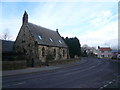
63 50 65 57
42 47 45 57
54 49 56 57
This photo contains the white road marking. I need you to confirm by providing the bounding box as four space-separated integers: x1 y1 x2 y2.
13 81 26 86
89 65 96 69
112 79 115 82
108 81 112 84
99 87 104 89
6 81 26 87
63 73 72 76
103 84 108 87
5 85 11 87
63 65 98 76
99 79 116 90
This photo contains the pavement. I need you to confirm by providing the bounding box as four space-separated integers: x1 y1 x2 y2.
2 58 86 77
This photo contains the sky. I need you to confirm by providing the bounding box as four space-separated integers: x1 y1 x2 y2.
0 0 119 49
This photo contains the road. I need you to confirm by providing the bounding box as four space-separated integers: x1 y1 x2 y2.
2 57 120 89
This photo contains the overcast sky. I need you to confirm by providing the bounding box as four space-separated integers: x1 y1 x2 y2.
0 0 118 49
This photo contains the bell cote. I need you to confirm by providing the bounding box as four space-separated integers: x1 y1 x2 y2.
22 11 28 24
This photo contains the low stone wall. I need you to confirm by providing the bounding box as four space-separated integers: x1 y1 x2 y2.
2 60 27 70
2 58 81 70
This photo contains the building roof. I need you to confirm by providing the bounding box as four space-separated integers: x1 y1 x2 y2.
112 50 118 52
27 22 68 48
2 40 14 52
99 47 112 51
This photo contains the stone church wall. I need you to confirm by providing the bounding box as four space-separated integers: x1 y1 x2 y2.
38 45 68 62
14 24 39 65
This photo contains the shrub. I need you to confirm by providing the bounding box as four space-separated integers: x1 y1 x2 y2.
45 51 54 66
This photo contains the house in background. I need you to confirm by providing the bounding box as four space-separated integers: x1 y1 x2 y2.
97 46 112 58
112 50 118 58
14 11 69 66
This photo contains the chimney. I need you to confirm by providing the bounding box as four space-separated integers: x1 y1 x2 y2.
56 29 58 33
98 46 100 49
22 11 28 24
56 29 61 36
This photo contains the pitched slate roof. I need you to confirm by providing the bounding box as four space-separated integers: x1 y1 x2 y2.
2 40 14 52
99 47 112 51
27 23 68 48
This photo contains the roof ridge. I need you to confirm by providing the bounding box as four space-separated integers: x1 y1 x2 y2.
28 22 56 32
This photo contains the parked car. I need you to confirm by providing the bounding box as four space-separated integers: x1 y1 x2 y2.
117 54 120 60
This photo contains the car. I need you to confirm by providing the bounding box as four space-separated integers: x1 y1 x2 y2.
117 54 120 60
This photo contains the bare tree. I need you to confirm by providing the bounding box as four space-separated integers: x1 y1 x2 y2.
0 29 12 40
81 44 97 56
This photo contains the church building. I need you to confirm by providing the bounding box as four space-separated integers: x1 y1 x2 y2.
14 11 69 66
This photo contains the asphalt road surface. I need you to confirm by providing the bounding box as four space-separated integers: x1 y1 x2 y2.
2 57 120 89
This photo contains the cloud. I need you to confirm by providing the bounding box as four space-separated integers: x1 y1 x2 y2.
90 10 112 25
89 10 117 29
30 2 80 28
79 20 118 48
